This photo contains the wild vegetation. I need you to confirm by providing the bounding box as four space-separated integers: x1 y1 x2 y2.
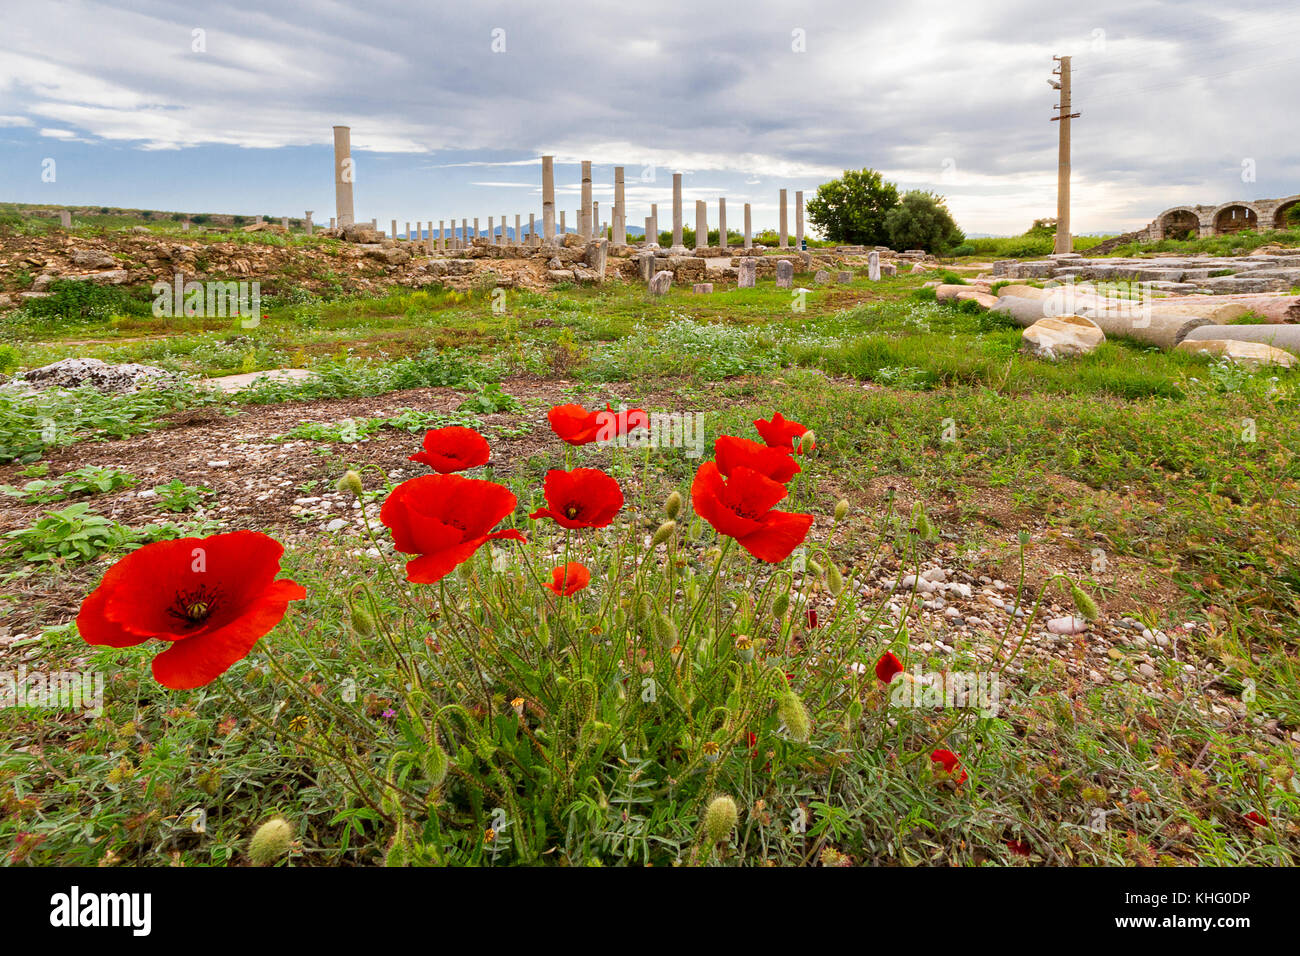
1 240 1297 867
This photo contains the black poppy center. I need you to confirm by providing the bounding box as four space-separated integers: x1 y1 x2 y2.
168 584 222 629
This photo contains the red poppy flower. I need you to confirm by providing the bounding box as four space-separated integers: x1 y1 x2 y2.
76 530 305 690
380 474 526 583
1243 811 1269 829
875 651 904 684
547 403 648 446
805 609 819 629
409 426 490 473
714 435 801 483
753 412 813 453
690 461 812 563
1006 839 1032 857
543 562 591 597
930 748 968 785
529 468 624 529
596 404 649 440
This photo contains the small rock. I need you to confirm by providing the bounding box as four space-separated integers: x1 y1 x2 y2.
1047 616 1088 635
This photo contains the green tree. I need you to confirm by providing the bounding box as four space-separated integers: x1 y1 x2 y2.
805 168 899 245
884 191 964 254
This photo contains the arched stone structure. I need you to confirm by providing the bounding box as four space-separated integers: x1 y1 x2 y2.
1212 202 1261 235
1157 207 1200 241
1272 195 1300 230
1141 196 1297 241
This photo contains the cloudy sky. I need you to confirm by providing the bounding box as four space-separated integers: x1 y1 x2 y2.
1 0 1298 236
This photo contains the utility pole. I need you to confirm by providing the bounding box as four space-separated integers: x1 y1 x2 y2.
1050 55 1080 254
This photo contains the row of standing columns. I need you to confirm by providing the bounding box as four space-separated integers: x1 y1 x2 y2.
331 128 807 252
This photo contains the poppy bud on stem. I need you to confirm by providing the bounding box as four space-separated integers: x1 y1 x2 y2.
703 794 738 845
827 562 844 596
664 490 683 519
337 469 364 498
249 817 293 866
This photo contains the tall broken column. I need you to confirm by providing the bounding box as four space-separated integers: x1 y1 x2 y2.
795 190 804 249
744 203 752 248
718 198 728 251
695 200 707 251
592 200 600 240
779 189 788 248
650 203 659 247
438 220 445 251
671 173 685 252
613 166 626 245
333 125 355 228
560 210 566 235
581 161 593 239
542 155 556 241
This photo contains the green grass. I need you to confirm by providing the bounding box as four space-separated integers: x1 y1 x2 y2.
2 257 1298 866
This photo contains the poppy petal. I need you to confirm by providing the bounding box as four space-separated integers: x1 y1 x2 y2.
150 579 306 689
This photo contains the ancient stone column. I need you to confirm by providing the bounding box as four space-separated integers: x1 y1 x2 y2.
586 238 609 279
333 126 356 228
58 209 72 228
560 210 566 235
650 203 659 247
671 173 685 252
868 251 881 281
614 166 626 245
695 200 707 251
738 257 757 288
644 216 652 244
592 200 600 240
282 217 290 230
515 214 521 245
718 198 728 251
391 219 398 239
474 218 480 242
438 220 445 251
304 211 313 236
581 161 593 239
744 203 752 249
488 217 494 244
405 221 412 240
541 155 556 241
795 191 804 248
779 189 788 248
528 213 535 243
776 259 794 288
